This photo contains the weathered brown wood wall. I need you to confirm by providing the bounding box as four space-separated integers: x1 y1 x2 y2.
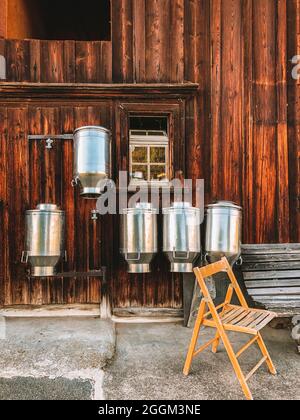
0 0 299 307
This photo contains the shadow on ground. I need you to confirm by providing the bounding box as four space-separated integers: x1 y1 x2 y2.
0 317 115 400
0 377 92 400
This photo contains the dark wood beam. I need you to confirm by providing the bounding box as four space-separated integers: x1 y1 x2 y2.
0 82 199 101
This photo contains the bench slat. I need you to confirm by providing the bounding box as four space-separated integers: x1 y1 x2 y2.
255 301 300 310
243 270 300 280
242 254 300 262
257 302 300 310
254 295 300 302
248 287 300 296
242 261 300 271
242 244 300 254
246 279 300 288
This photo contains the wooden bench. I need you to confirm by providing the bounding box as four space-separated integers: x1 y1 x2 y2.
241 244 300 317
241 244 300 352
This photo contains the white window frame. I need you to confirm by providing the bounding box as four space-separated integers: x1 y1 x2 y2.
129 130 170 186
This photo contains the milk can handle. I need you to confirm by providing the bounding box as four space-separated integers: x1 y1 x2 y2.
235 256 243 266
125 252 141 262
172 249 190 260
21 251 28 264
71 177 78 187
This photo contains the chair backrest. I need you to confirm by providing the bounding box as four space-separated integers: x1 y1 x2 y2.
193 257 249 309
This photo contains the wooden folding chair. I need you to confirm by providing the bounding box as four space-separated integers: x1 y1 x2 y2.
183 257 277 400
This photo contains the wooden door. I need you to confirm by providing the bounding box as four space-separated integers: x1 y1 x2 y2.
0 102 113 306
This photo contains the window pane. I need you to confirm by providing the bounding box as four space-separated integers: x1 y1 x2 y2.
150 165 167 181
132 147 148 163
150 147 166 163
131 165 148 181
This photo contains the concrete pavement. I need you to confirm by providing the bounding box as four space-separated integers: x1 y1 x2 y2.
0 317 299 400
0 317 115 400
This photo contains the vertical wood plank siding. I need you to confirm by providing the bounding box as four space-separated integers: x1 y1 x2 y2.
287 0 300 243
3 40 113 83
0 0 299 306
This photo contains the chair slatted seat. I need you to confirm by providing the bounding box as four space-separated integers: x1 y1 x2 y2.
205 305 277 333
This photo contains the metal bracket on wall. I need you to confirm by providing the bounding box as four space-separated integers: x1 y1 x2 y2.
91 210 99 220
25 267 107 280
28 134 73 149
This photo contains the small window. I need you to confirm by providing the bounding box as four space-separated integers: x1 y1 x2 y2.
6 0 111 41
129 116 170 187
130 131 169 183
118 103 185 190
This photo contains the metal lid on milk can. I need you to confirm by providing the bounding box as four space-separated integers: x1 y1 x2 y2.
163 201 201 214
73 126 111 135
26 203 64 215
206 201 242 211
122 202 158 215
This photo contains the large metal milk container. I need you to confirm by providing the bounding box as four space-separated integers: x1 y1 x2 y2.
163 202 202 273
205 201 242 265
73 126 111 198
120 203 158 273
22 204 65 276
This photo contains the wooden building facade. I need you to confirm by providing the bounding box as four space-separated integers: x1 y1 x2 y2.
0 0 299 309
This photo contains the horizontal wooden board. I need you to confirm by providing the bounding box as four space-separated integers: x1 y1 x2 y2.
0 82 199 100
249 287 300 296
243 270 300 280
246 279 300 288
242 261 300 271
258 303 300 310
255 301 300 310
242 254 300 263
242 244 300 254
113 307 183 318
255 295 300 302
